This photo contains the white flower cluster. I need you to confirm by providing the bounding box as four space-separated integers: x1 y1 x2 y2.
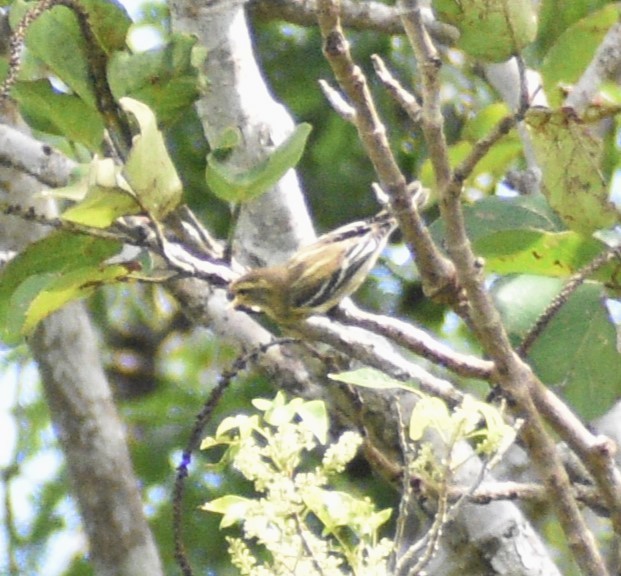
201 392 393 575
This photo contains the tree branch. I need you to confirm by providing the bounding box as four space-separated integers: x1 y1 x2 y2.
399 2 610 574
31 304 164 576
170 0 315 269
250 0 459 45
337 304 494 381
0 124 76 187
316 0 460 311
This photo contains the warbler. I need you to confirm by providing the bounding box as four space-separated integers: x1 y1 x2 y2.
228 210 397 324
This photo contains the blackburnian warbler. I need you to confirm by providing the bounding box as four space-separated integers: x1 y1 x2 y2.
228 210 397 324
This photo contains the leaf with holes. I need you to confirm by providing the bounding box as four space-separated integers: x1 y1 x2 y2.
525 107 619 235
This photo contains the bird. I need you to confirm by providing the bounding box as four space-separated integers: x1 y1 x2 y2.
228 210 397 324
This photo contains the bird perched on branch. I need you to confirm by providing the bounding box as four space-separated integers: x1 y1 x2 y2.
228 210 397 324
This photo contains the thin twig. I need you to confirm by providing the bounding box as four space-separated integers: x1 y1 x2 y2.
172 338 300 576
172 367 232 576
452 115 517 186
518 246 621 357
316 0 459 309
337 305 494 381
0 0 54 104
318 79 356 121
391 402 415 574
396 443 452 575
371 54 421 124
399 2 610 574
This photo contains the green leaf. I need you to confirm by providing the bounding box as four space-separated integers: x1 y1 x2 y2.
541 5 619 107
495 277 621 420
201 495 253 528
432 0 538 62
0 232 121 343
61 187 141 228
11 80 104 150
431 196 618 282
296 400 329 445
205 123 312 203
11 0 131 55
530 283 620 421
535 0 611 57
4 273 58 341
525 107 619 235
11 0 130 106
16 264 134 336
460 194 565 240
15 0 94 107
108 34 200 125
79 0 131 54
329 367 417 393
474 229 606 277
120 97 184 218
409 396 451 442
493 275 564 340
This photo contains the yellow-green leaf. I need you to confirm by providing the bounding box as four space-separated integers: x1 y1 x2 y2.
526 107 619 235
409 396 451 441
62 187 141 228
201 495 253 528
0 233 121 343
19 264 133 335
296 400 329 445
120 97 184 218
474 229 605 276
329 367 417 393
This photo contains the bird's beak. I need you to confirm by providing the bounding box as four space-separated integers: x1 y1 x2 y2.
228 294 262 315
227 292 241 311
